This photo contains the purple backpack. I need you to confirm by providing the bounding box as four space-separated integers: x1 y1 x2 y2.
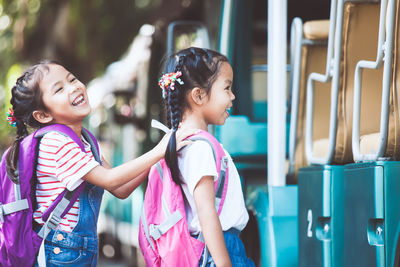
138 130 229 267
0 124 100 267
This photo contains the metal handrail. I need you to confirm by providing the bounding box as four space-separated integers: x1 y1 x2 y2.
288 17 304 176
305 0 344 165
352 0 395 162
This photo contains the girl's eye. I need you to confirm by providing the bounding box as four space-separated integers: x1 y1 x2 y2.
70 77 77 82
55 87 63 93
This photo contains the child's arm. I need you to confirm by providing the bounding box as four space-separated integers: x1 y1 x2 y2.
82 129 195 192
101 157 148 199
194 176 232 267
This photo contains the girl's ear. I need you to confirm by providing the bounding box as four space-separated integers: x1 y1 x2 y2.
190 87 206 105
32 110 53 124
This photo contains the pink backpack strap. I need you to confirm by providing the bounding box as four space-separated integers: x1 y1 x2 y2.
150 120 229 213
188 131 230 267
188 130 229 215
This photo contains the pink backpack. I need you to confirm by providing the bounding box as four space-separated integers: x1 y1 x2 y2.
138 130 229 267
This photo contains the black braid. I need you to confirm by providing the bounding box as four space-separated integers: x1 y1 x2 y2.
165 56 185 185
165 105 172 129
161 48 229 185
6 80 32 183
6 61 53 183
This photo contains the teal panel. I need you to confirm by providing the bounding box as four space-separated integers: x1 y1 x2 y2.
130 185 144 225
343 163 383 267
268 186 298 267
100 186 144 226
254 101 267 122
102 191 122 218
215 116 267 157
247 186 298 267
331 167 345 267
215 115 290 158
381 162 400 267
100 190 114 215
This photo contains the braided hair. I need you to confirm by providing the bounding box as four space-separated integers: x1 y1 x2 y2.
160 47 229 185
6 60 56 183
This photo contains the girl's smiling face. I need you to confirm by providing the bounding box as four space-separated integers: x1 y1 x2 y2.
201 62 235 126
38 64 91 127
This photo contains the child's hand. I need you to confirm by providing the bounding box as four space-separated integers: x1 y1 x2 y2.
175 128 199 150
155 128 199 157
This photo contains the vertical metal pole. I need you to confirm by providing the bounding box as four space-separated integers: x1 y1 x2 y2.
268 0 287 187
219 0 232 57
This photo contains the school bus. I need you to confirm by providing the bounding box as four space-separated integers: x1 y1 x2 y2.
90 0 400 266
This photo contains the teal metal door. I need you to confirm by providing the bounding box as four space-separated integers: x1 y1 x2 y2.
299 165 325 266
298 165 345 267
383 161 400 267
344 161 400 267
343 163 384 267
299 165 335 267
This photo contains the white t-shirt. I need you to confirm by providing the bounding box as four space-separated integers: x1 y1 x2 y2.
33 131 99 233
177 140 249 235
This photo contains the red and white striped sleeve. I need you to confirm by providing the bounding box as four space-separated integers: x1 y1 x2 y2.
40 131 100 191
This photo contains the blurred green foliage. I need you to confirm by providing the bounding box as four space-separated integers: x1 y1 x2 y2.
0 0 201 153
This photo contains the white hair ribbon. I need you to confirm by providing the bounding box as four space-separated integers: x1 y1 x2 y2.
151 119 171 134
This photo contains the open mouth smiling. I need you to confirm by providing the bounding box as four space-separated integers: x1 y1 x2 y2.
72 94 85 106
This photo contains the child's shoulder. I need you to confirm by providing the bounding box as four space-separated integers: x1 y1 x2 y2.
189 134 226 153
42 130 70 140
40 130 77 148
180 139 214 158
188 139 212 149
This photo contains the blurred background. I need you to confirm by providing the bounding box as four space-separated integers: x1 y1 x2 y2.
0 0 226 266
0 0 219 266
0 0 331 266
0 0 218 153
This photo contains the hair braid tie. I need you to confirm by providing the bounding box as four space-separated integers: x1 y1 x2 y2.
158 71 184 99
6 108 17 127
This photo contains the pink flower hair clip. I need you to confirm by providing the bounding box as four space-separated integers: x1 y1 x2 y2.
158 71 184 99
6 108 17 127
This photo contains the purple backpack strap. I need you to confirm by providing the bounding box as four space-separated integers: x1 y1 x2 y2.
35 124 102 265
34 124 100 226
35 124 85 150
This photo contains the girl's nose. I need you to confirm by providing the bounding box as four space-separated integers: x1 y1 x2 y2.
68 83 81 93
230 91 236 101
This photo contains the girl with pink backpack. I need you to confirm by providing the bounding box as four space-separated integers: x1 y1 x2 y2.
147 47 255 266
1 60 195 267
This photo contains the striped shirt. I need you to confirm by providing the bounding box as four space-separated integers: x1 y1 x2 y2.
33 131 99 232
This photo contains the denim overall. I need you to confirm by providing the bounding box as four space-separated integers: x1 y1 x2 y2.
199 228 256 267
35 183 104 266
